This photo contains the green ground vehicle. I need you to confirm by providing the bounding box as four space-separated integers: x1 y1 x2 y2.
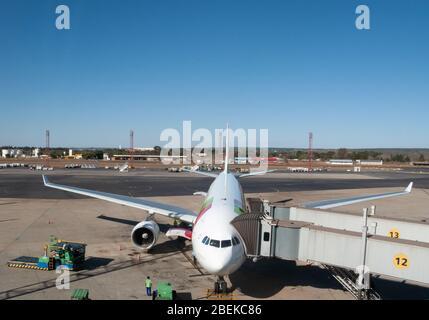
153 281 176 300
71 289 90 300
7 235 86 271
47 236 86 270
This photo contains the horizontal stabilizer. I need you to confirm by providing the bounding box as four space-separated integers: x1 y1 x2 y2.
165 228 192 240
239 169 276 178
182 168 218 178
193 191 208 197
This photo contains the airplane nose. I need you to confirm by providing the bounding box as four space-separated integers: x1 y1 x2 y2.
211 261 228 274
201 252 233 275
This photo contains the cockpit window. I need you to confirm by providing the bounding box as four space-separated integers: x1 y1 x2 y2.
232 236 240 245
204 237 237 248
221 240 231 248
209 239 220 248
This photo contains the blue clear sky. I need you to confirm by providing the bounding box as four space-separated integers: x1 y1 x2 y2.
0 0 428 148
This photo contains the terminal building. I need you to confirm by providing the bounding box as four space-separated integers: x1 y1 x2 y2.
328 159 354 165
112 154 187 161
328 159 384 166
356 160 383 166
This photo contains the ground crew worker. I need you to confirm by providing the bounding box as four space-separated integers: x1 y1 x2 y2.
145 276 152 296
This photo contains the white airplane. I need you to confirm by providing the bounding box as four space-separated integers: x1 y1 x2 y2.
118 162 129 173
42 129 413 292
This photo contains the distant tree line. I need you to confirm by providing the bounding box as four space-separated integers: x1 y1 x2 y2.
284 148 425 163
387 154 410 163
2 145 426 163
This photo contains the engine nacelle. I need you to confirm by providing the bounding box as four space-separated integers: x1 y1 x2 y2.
131 220 160 250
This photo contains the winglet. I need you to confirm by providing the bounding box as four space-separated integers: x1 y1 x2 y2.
42 175 49 186
405 182 413 193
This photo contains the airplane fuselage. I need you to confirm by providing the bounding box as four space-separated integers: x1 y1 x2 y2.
192 172 247 276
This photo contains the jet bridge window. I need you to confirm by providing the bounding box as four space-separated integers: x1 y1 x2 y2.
221 240 232 248
209 239 220 248
263 232 270 242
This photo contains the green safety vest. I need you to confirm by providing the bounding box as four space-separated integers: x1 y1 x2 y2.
145 279 152 288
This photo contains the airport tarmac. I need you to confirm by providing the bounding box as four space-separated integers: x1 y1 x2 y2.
1 168 429 198
1 169 429 300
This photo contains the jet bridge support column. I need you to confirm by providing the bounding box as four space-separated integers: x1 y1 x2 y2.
357 207 371 299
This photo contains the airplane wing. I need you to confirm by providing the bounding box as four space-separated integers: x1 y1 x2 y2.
42 175 197 224
302 182 413 210
238 169 276 178
181 168 218 178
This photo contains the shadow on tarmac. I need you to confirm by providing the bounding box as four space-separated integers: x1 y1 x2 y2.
229 259 429 299
372 276 429 300
83 257 114 270
229 259 342 298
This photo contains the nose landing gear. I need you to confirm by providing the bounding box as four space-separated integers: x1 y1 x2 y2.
214 276 228 294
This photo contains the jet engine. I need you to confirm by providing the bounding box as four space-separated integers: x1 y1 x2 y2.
131 220 160 250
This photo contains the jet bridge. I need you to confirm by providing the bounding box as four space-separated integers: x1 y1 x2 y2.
232 200 429 298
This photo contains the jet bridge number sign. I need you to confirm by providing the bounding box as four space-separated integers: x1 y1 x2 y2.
393 253 409 270
388 228 400 239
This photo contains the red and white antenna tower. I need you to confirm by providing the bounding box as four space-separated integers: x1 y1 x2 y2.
45 129 50 166
45 129 50 150
130 129 134 150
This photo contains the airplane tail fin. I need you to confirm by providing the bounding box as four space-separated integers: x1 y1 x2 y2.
224 124 229 174
223 124 229 199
